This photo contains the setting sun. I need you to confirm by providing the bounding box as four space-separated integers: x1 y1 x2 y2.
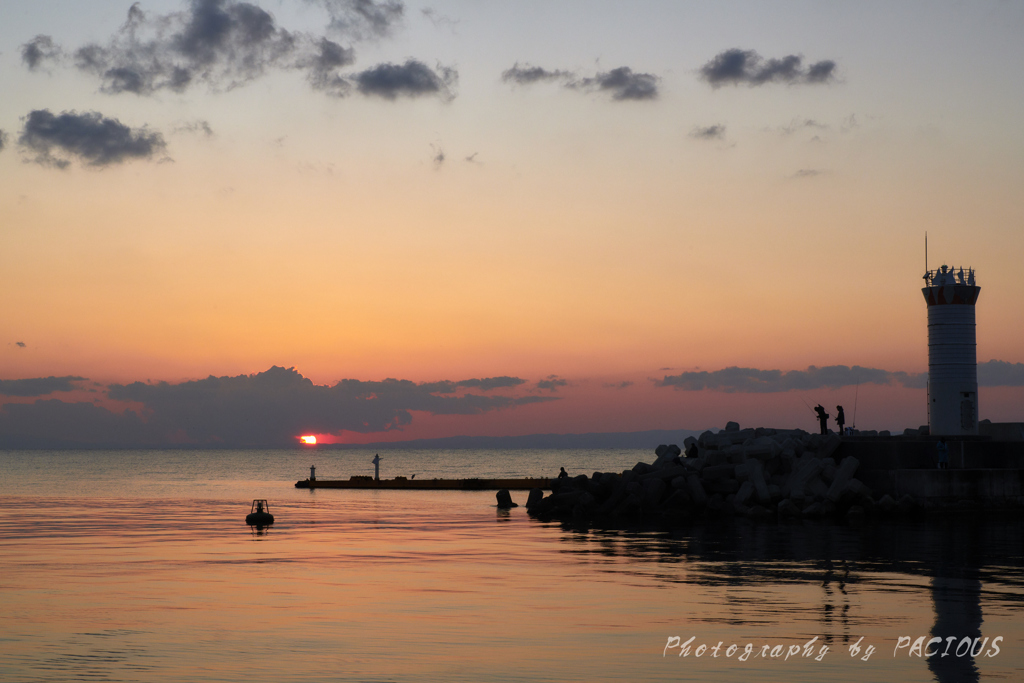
300 435 317 445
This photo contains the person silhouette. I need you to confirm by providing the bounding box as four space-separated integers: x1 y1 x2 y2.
558 467 568 479
937 439 949 469
814 405 830 435
836 406 846 435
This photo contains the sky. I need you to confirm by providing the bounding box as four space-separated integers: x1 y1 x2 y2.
1 0 1023 447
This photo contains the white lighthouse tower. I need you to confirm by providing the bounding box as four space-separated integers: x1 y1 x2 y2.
922 263 981 435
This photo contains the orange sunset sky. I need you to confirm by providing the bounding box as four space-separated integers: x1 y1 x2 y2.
1 0 1022 446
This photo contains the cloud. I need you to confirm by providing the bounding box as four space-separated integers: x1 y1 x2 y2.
793 169 823 178
431 143 445 166
19 109 167 169
353 59 457 100
72 0 301 95
690 124 725 140
302 37 356 96
0 129 8 152
464 152 479 163
602 381 633 389
655 365 926 393
536 375 568 392
700 49 836 87
173 119 214 136
575 67 659 100
27 1 450 102
0 400 151 448
21 35 64 70
104 366 554 444
0 376 87 397
421 7 458 32
418 376 528 394
978 360 1024 387
501 63 573 85
459 376 526 391
16 341 26 348
502 63 659 100
311 0 405 40
777 118 828 136
0 366 554 447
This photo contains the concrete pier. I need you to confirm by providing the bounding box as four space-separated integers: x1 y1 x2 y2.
296 477 552 491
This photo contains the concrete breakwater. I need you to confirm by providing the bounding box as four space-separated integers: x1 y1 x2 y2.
297 477 550 490
525 423 1024 524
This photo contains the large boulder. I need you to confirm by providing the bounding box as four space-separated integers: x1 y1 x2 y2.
660 489 692 511
819 432 842 459
525 488 545 509
632 461 656 476
640 465 687 482
820 459 838 484
572 492 597 520
826 456 861 503
641 478 667 508
737 459 771 504
612 493 643 519
652 447 683 470
877 494 897 513
786 457 824 499
734 480 755 507
807 476 830 501
702 464 734 481
706 478 740 494
743 436 779 461
496 489 518 509
686 474 708 507
777 499 801 518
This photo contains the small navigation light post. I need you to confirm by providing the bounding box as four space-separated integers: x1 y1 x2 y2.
310 464 316 482
372 454 381 481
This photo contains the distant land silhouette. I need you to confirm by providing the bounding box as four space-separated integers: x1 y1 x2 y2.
324 429 706 450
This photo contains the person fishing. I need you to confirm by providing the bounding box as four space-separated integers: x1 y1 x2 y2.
814 405 830 435
836 405 846 435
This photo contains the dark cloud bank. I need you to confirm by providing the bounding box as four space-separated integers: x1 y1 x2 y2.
0 366 553 448
700 48 836 87
4 361 1021 448
19 109 167 168
23 0 452 101
0 376 86 397
502 63 659 101
656 360 1024 393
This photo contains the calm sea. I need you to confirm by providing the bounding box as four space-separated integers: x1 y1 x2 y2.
1 448 1022 682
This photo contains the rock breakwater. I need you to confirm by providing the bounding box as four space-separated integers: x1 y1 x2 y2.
527 424 925 524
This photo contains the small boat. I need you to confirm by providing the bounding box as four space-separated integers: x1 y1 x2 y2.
245 499 274 526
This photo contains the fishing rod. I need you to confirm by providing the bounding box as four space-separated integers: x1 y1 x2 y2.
852 368 860 430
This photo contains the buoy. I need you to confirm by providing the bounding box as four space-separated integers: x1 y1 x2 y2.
245 499 274 526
